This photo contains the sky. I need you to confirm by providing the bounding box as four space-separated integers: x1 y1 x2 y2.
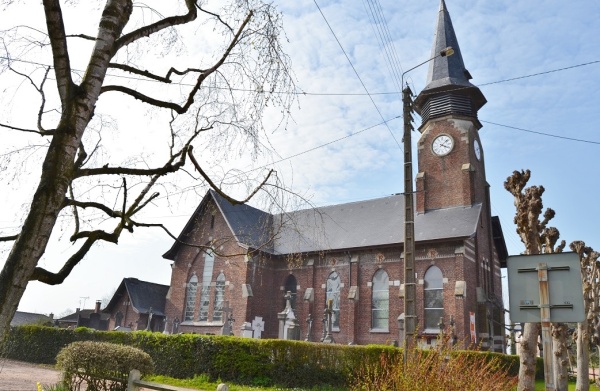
1 0 599 318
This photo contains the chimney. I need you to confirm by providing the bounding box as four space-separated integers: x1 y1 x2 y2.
95 300 101 313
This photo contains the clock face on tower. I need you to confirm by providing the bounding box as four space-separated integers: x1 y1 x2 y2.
432 134 454 156
474 139 482 161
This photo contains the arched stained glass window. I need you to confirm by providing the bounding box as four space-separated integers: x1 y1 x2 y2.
212 272 226 322
198 250 215 321
424 266 444 330
184 274 198 321
372 269 389 330
326 271 341 329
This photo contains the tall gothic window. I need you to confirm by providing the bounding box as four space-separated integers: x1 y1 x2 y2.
326 271 341 329
198 250 215 321
424 266 444 330
372 269 389 330
212 272 226 322
284 274 297 309
184 274 198 321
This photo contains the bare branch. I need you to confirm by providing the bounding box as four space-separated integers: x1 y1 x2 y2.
63 198 121 219
68 184 80 238
0 122 54 136
0 234 19 242
109 62 172 83
73 142 87 169
74 146 189 178
114 0 197 51
42 0 74 107
65 33 95 41
102 11 253 115
30 235 101 285
130 220 263 258
120 177 128 232
99 84 186 112
70 229 119 243
197 4 233 33
108 62 210 83
187 145 273 206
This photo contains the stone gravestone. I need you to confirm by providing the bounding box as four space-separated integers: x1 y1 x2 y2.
221 302 234 336
278 291 301 340
240 322 253 338
252 316 265 339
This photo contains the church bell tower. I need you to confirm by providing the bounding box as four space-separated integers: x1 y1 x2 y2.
414 0 488 213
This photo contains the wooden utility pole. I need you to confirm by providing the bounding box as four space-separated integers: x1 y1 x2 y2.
402 85 416 360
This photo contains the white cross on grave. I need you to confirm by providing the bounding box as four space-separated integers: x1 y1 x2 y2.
251 316 265 339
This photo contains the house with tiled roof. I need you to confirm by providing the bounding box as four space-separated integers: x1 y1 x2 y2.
103 278 169 332
56 302 110 330
10 311 53 327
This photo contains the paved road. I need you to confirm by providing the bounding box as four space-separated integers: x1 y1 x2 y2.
0 359 61 391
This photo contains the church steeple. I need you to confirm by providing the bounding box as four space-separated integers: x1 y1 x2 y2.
414 0 486 124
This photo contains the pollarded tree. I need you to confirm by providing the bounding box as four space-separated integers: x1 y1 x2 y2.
570 241 599 391
504 169 564 391
0 0 296 342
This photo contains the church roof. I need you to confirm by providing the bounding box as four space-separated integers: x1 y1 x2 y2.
165 190 484 257
104 278 169 317
271 195 482 254
211 189 274 252
414 0 486 119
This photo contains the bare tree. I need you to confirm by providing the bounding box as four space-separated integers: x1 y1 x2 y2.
504 169 564 391
0 0 296 342
570 241 599 391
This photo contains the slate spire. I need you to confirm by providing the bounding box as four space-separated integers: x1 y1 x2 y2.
414 0 486 124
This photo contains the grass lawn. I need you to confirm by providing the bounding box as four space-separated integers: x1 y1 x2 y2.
145 374 346 391
534 379 599 390
148 374 600 391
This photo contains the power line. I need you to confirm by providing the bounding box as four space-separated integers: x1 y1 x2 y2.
478 60 600 87
2 56 598 97
482 120 600 145
312 0 402 151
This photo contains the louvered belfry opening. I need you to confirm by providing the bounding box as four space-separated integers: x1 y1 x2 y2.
419 93 474 123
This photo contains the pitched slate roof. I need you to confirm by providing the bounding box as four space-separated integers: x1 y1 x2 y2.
11 311 52 327
165 190 485 258
271 195 481 254
212 190 274 251
57 309 110 323
104 278 169 316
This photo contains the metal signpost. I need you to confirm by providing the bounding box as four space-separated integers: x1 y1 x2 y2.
507 252 584 391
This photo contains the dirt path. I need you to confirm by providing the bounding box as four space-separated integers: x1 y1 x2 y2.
0 359 61 391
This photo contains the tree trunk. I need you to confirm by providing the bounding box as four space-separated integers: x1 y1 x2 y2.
0 0 133 345
518 322 539 391
552 323 569 391
0 130 81 343
576 321 590 391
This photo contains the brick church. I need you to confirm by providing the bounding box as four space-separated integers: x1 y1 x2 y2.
161 0 507 351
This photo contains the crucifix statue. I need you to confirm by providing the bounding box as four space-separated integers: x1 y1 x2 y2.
145 307 154 331
305 313 313 342
322 299 335 343
284 290 293 310
221 301 234 336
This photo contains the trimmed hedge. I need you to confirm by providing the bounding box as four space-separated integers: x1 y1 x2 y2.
57 341 154 391
3 325 523 388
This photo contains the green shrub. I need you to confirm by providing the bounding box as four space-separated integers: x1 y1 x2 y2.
56 341 154 391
